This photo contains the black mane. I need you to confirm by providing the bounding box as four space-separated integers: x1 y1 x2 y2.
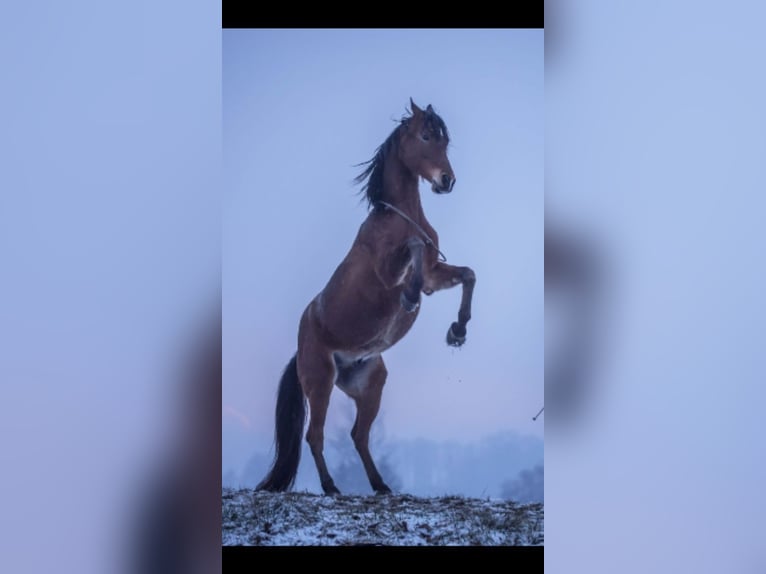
354 105 450 210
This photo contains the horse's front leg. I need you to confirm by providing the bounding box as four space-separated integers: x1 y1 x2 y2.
400 237 425 313
423 262 476 346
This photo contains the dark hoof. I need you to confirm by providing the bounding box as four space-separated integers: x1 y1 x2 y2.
374 483 392 495
400 291 420 313
446 322 467 347
322 481 341 495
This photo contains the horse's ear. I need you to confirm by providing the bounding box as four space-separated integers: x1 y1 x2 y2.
410 97 423 117
426 104 434 113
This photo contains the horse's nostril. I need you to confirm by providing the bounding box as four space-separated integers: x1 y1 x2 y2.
441 173 451 188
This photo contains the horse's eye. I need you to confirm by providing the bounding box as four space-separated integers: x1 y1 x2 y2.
421 131 430 142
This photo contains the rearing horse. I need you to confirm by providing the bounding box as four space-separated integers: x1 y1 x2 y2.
257 99 476 495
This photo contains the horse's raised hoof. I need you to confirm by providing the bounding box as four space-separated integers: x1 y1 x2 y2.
446 322 467 347
400 291 420 313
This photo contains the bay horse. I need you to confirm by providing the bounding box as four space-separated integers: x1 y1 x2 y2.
256 99 476 495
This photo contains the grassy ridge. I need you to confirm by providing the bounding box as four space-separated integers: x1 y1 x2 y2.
223 488 544 546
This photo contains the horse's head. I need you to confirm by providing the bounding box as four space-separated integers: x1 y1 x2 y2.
398 98 455 194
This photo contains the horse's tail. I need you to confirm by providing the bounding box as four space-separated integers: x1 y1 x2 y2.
256 354 306 492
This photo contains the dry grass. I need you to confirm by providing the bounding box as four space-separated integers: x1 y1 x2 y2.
223 488 544 546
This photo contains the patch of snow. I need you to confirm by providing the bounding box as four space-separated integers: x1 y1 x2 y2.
222 488 543 546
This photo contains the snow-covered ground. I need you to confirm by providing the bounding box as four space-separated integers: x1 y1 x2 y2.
223 488 544 546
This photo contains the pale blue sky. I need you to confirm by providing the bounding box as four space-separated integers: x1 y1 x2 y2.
223 29 544 476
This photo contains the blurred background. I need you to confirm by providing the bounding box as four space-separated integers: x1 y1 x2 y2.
223 29 544 499
545 0 766 571
0 1 220 572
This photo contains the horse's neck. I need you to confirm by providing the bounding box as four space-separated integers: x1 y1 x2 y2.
382 160 424 222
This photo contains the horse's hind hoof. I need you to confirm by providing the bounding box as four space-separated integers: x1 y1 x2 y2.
322 481 341 495
400 291 420 313
446 322 466 347
374 483 392 495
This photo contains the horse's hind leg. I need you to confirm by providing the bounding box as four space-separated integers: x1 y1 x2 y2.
346 357 392 494
297 346 340 495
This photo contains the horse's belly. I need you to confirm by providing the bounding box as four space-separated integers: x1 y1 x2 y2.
328 303 417 361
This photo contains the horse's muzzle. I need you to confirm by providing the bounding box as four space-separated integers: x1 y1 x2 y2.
432 173 456 194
